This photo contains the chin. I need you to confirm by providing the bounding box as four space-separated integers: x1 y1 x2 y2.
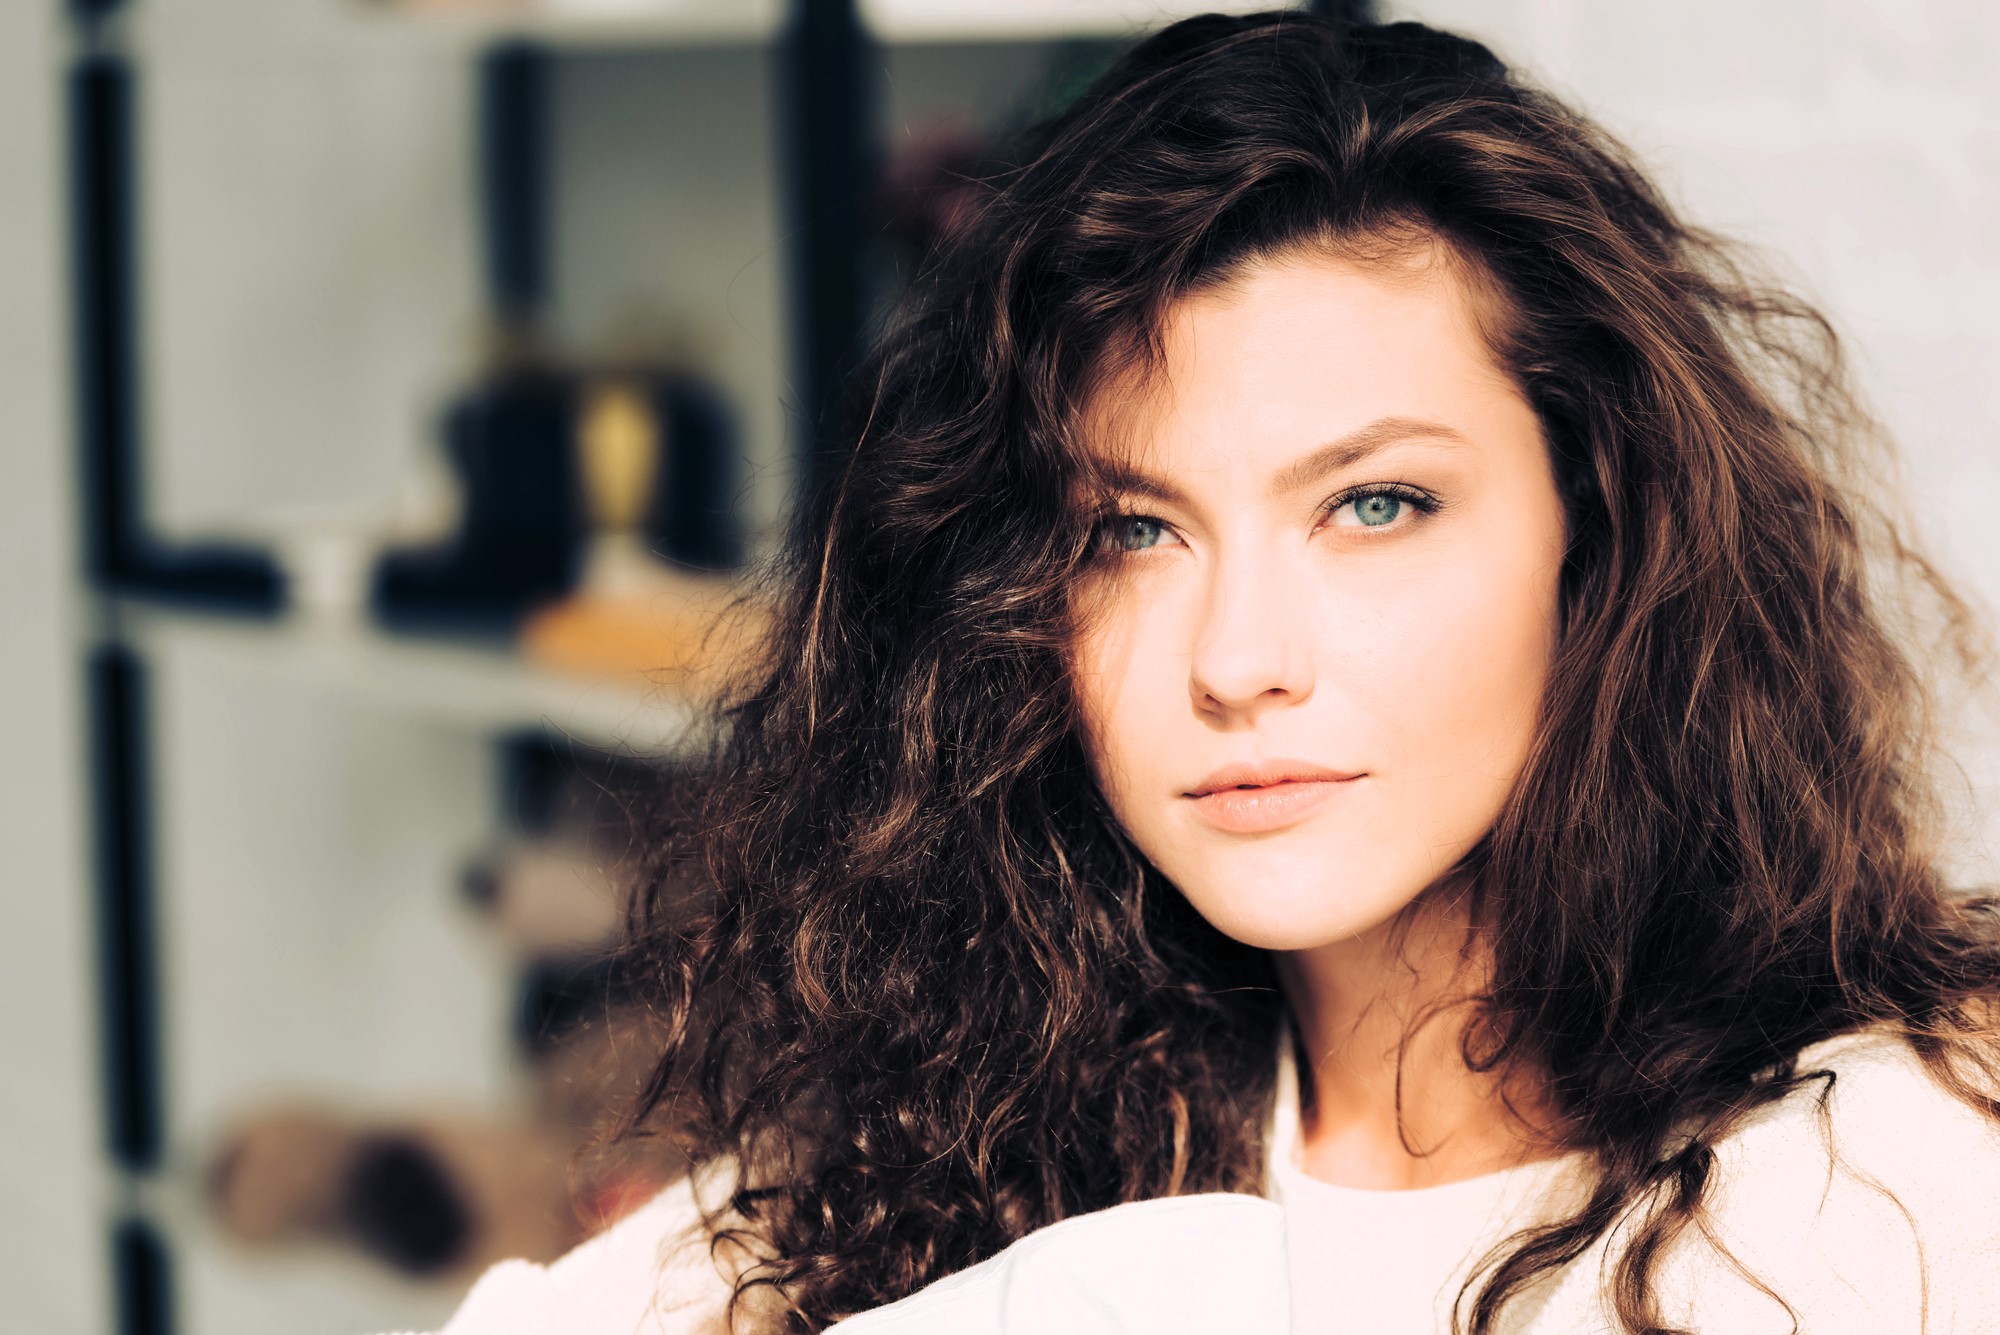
1169 855 1432 954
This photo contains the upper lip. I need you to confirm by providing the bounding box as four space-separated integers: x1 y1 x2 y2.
1182 762 1365 798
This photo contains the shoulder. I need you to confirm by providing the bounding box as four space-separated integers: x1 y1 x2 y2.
827 1193 1287 1335
401 1169 754 1335
1685 1027 2000 1332
1716 1026 2000 1218
1522 1027 2000 1335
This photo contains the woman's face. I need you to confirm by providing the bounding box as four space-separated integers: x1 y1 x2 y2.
1070 244 1566 952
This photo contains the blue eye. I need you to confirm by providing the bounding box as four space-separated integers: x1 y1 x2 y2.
1330 486 1432 530
1102 516 1172 551
1354 493 1402 526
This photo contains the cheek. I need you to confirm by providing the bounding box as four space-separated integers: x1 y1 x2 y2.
1323 505 1563 882
1340 551 1558 774
1071 587 1172 799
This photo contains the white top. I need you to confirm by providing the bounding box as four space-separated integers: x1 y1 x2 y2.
398 1026 2000 1334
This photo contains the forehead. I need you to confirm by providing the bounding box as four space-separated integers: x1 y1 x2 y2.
1079 241 1523 479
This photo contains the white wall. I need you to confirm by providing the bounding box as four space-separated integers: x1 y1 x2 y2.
0 1 112 1330
130 0 486 549
1399 0 2000 880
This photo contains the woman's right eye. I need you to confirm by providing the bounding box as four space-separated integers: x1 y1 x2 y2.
1097 515 1177 553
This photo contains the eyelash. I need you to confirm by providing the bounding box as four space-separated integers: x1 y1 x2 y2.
1321 481 1440 527
1091 482 1441 554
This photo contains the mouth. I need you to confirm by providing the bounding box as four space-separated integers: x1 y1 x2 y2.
1183 762 1364 798
1182 764 1365 835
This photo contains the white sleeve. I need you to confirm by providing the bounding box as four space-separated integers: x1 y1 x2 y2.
826 1193 1289 1335
1667 1031 2000 1334
390 1174 739 1335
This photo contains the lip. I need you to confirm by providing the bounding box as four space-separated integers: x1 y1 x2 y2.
1182 762 1365 835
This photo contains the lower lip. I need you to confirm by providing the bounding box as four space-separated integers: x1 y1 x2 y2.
1185 778 1361 834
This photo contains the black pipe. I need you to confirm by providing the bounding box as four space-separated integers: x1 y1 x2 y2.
70 55 139 588
112 1216 174 1335
87 645 163 1174
479 40 553 325
779 0 875 494
70 0 128 23
67 53 284 611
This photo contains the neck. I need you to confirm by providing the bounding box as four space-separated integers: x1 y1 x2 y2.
1273 882 1559 1190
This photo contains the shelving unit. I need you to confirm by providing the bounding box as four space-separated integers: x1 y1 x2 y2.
61 3 1322 1333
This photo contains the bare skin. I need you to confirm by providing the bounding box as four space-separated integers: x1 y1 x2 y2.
1274 883 1560 1189
1072 241 1569 1189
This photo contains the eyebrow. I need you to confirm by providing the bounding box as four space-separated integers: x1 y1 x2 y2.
1098 415 1469 504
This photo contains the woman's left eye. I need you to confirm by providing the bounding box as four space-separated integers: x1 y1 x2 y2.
1326 486 1433 530
1096 514 1180 553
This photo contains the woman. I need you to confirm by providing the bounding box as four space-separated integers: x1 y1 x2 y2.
419 11 2000 1334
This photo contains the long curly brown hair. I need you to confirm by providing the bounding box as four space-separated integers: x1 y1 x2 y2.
621 11 2000 1332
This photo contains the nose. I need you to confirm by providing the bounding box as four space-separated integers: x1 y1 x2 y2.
1188 553 1315 723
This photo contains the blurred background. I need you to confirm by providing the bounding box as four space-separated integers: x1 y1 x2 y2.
2 2 1996 1333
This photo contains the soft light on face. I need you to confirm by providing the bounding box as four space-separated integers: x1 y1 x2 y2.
1070 243 1567 952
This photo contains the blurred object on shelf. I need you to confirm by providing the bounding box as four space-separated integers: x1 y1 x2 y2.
209 1060 684 1281
243 503 403 630
516 557 766 695
1021 39 1123 121
577 379 659 577
649 373 745 571
208 742 698 1281
370 354 747 638
463 731 657 961
277 523 376 623
878 125 1003 258
460 840 624 957
868 39 1121 314
371 362 586 633
580 372 744 576
517 369 764 692
209 1105 575 1279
